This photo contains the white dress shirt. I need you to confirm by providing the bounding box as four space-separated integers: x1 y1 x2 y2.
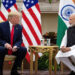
9 21 13 32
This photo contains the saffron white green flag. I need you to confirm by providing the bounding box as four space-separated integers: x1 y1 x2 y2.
57 0 75 47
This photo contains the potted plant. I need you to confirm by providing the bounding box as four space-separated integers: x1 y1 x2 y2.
49 0 52 3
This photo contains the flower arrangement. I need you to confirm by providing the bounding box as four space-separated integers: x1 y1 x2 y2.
43 32 57 45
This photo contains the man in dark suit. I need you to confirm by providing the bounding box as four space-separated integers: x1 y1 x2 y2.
0 11 27 75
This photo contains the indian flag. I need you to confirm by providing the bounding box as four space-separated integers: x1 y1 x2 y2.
57 0 75 47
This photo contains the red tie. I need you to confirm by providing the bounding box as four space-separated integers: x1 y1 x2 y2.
8 25 14 55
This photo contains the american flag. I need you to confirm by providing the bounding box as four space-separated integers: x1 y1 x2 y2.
21 0 42 62
0 0 18 21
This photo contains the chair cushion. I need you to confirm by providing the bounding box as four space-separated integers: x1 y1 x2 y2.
4 55 16 61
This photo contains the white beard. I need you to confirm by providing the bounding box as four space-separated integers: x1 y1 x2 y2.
70 24 75 27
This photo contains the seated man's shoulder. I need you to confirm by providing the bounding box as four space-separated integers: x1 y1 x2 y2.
16 24 22 29
0 21 8 27
68 26 75 30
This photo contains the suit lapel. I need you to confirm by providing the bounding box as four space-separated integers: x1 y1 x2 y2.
6 21 10 41
14 25 18 42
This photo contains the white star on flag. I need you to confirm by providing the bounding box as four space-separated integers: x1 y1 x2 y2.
27 0 30 2
31 1 34 3
5 4 8 7
6 0 9 3
26 4 29 7
24 0 26 2
10 1 13 4
2 0 5 2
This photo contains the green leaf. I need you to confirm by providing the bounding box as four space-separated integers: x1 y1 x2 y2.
49 0 52 3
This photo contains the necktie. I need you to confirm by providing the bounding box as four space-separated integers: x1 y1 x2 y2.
8 25 14 55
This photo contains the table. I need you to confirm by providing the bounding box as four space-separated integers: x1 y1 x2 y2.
29 46 58 75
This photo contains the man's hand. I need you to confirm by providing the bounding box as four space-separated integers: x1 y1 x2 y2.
4 43 12 50
12 46 18 52
61 46 71 53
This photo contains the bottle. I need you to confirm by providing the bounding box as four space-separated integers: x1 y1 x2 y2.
41 39 44 46
47 39 50 46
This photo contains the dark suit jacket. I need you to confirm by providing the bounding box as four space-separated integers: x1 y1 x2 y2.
0 21 23 47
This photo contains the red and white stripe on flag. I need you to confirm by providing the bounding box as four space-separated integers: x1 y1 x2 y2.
21 0 42 63
0 0 18 21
